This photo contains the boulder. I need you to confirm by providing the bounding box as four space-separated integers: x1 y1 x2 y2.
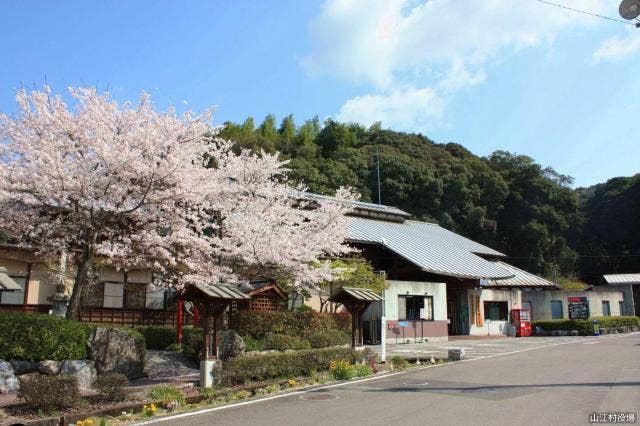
38 360 62 375
218 330 245 361
10 361 38 375
88 327 145 379
60 360 97 391
0 361 19 394
448 348 465 361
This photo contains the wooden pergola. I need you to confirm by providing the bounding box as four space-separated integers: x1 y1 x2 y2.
329 287 383 348
179 283 251 360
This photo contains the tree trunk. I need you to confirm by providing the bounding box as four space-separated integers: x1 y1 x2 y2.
66 246 93 320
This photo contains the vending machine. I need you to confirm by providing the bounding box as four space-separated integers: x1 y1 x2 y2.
510 308 532 337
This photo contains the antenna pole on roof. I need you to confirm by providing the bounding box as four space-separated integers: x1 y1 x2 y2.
376 146 382 205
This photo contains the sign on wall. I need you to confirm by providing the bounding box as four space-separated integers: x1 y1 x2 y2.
568 296 589 320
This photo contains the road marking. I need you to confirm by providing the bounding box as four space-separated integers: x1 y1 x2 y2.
135 333 638 425
583 341 599 345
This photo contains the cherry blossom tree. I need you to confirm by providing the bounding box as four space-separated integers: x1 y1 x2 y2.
0 87 355 319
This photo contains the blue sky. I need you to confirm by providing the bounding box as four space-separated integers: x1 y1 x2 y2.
1 0 638 187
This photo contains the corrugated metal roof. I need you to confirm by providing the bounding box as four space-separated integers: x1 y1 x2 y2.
342 287 383 301
0 267 22 291
603 273 640 285
300 193 411 218
192 284 251 300
329 286 383 302
347 217 512 280
484 261 558 288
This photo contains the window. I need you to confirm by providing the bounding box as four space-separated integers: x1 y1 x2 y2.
145 284 166 309
619 301 624 316
602 301 611 317
551 300 563 319
103 282 124 308
398 295 433 320
0 276 26 305
483 301 508 321
124 283 146 309
83 282 104 307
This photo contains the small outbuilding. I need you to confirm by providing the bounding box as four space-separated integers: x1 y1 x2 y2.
329 287 383 348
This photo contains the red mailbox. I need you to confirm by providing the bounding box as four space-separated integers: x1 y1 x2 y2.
510 308 532 337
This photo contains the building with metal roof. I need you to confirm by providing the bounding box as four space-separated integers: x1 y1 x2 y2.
347 217 512 280
484 261 558 288
603 273 640 285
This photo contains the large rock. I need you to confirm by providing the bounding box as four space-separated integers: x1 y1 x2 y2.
448 348 465 361
218 330 245 361
60 360 97 391
0 361 20 394
10 361 38 375
38 360 62 375
88 327 145 379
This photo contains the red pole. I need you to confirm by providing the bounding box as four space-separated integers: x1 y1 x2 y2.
193 304 200 327
176 299 184 345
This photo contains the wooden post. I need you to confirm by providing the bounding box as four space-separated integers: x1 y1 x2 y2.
350 304 357 349
202 304 210 360
193 304 200 327
176 299 184 345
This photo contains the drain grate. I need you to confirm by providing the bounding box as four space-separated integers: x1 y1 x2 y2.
300 393 337 400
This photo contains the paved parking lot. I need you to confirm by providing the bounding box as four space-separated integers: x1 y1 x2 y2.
366 334 636 360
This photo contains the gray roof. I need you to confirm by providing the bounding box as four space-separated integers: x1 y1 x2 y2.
485 261 558 288
603 273 640 285
0 267 22 291
300 193 411 220
330 286 384 302
190 284 251 300
347 217 512 280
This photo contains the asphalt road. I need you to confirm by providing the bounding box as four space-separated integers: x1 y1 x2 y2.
152 333 640 426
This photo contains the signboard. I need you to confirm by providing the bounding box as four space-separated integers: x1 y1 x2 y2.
568 297 589 320
398 321 409 327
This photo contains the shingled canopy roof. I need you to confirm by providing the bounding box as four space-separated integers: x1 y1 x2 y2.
329 286 383 303
181 283 251 303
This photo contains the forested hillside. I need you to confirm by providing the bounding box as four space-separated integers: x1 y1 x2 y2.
220 115 639 283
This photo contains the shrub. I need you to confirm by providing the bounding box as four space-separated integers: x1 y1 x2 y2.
262 334 311 351
242 335 265 352
166 343 181 352
95 373 129 401
352 363 373 377
0 312 92 361
532 319 591 332
230 311 350 339
149 385 186 409
390 356 408 370
18 374 80 412
182 326 203 362
591 316 640 328
136 326 176 350
329 360 354 380
532 317 639 333
219 347 362 385
308 330 350 348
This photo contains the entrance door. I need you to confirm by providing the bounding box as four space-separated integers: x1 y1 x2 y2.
447 300 455 334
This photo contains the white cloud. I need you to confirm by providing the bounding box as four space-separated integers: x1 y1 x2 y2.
304 0 608 131
593 29 640 63
336 86 444 130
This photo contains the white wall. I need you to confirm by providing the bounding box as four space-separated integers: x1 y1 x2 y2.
364 280 447 322
522 287 625 320
469 288 522 336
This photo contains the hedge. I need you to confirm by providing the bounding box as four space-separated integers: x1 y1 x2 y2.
533 316 640 332
262 333 311 351
230 311 350 339
136 326 176 350
0 312 93 361
219 347 363 385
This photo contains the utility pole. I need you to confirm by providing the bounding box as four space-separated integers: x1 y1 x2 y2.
376 146 382 205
